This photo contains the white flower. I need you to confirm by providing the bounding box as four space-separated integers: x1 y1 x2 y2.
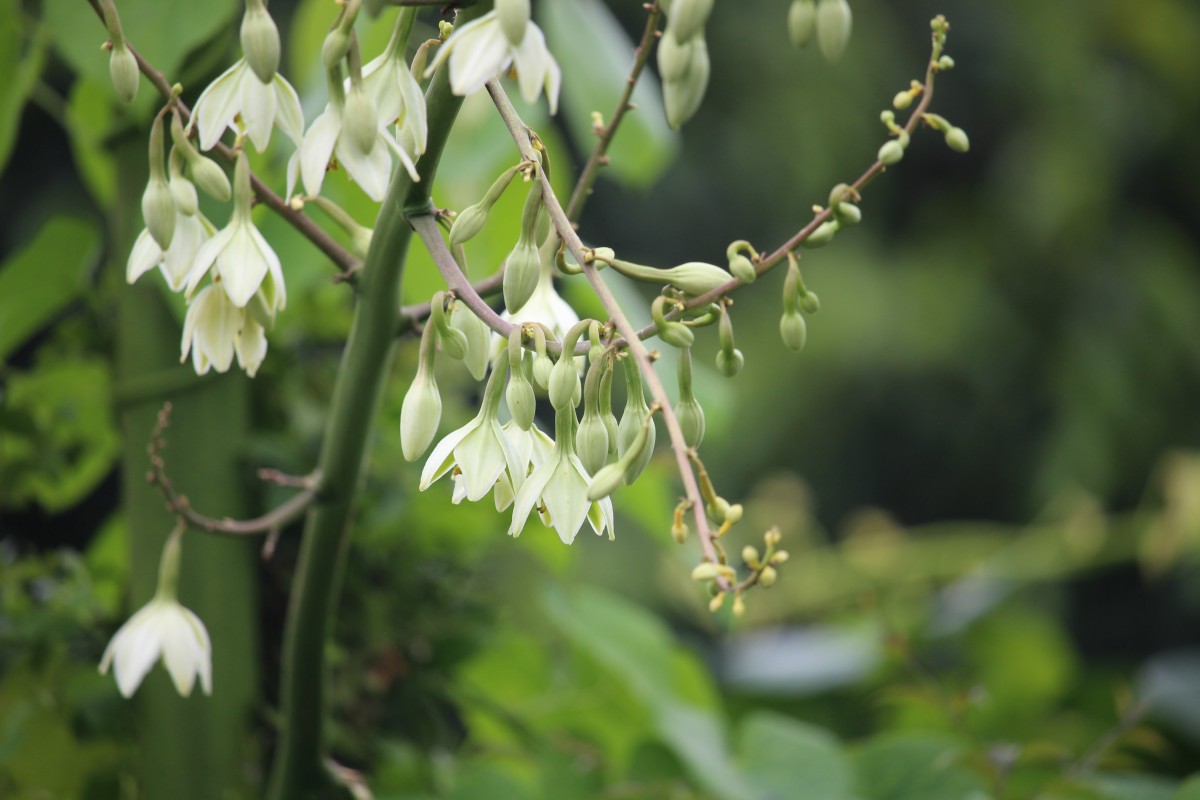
127 212 216 292
427 11 561 113
190 58 303 152
180 285 270 377
99 596 212 698
421 366 526 504
362 40 427 158
186 153 287 310
508 409 615 544
287 88 420 203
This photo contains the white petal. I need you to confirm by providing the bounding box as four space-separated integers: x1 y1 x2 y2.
544 50 562 115
285 151 300 202
337 129 393 202
300 108 340 198
236 317 268 377
507 454 556 537
127 229 163 284
543 456 591 544
185 223 234 298
215 221 271 307
160 213 212 291
191 287 239 373
382 131 421 184
512 23 547 105
109 604 166 698
448 16 511 97
241 73 277 152
192 61 246 151
419 423 474 490
272 74 305 147
158 605 207 696
453 424 509 502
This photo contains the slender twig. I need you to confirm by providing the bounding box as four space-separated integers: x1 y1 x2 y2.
147 403 321 537
85 0 361 279
486 81 724 573
564 1 662 224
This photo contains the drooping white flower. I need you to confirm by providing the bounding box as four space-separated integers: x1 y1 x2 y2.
186 152 287 310
421 363 526 504
508 407 615 544
190 58 304 152
427 10 561 113
99 530 211 698
127 212 216 292
362 18 428 158
180 284 272 377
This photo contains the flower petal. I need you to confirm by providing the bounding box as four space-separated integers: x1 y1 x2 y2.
215 221 271 308
447 15 510 97
508 454 556 537
512 23 548 106
127 228 163 284
241 72 277 152
337 128 393 202
272 74 305 147
185 224 234 298
419 422 475 490
192 61 245 151
453 423 509 502
300 107 340 198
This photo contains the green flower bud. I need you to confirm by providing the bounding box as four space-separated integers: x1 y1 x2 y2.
878 139 905 165
618 358 656 483
666 0 714 44
656 31 694 83
401 323 442 461
109 41 139 103
801 220 839 248
834 200 862 226
343 86 379 156
780 309 808 352
662 321 695 349
945 126 970 153
729 253 757 283
676 394 705 448
799 290 820 315
663 37 710 130
598 365 619 456
892 90 914 110
576 412 609 475
449 203 488 248
535 207 551 247
691 562 720 582
759 565 778 588
506 366 536 431
548 355 579 411
742 545 761 568
816 0 852 64
533 353 554 389
724 503 744 524
187 152 232 202
788 0 817 48
430 293 467 360
452 305 491 381
322 28 351 70
496 0 530 46
716 347 744 377
168 150 198 216
142 151 177 250
241 2 281 83
587 462 627 502
503 239 541 314
770 549 790 565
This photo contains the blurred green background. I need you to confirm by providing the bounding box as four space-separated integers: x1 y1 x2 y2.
3 0 1200 797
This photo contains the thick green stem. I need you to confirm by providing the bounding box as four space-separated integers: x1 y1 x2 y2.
264 36 474 800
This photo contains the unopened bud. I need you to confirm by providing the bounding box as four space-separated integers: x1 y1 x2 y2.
241 3 281 83
449 203 489 248
742 545 761 568
187 152 232 201
676 396 705 448
729 253 757 283
691 562 720 582
452 305 491 381
770 549 790 565
576 413 610 475
759 566 778 588
168 153 199 216
142 173 176 250
878 139 905 165
799 291 820 314
400 371 442 461
663 38 710 129
716 347 744 377
587 462 625 502
533 353 554 389
506 368 536 430
801 220 839 249
496 0 530 46
109 42 139 103
732 593 746 617
656 32 694 83
788 0 817 48
548 356 580 411
503 240 541 313
815 0 852 63
945 126 970 153
780 309 808 352
666 0 714 43
893 90 913 110
708 592 725 612
764 528 782 547
322 28 351 69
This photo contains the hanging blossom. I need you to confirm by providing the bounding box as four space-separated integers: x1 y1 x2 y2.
100 529 211 698
427 4 561 113
508 406 616 544
420 361 527 506
179 151 284 377
361 11 428 159
127 210 217 292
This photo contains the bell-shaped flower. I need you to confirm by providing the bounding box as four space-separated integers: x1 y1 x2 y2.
420 364 526 504
190 58 304 153
427 10 561 113
99 530 211 698
287 81 420 203
362 14 427 158
508 407 615 544
127 211 216 292
180 285 272 377
186 153 287 311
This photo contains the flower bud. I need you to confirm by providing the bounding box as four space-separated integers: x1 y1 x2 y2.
548 356 580 411
661 321 695 349
241 2 281 83
780 309 808 352
452 305 491 381
533 353 554 389
691 562 720 582
503 239 541 314
732 593 746 617
109 42 139 103
663 38 710 130
401 323 442 461
666 0 714 44
506 366 536 430
945 126 970 153
729 253 757 283
764 527 782 547
725 503 744 524
759 566 778 588
742 545 761 568
675 395 705 448
496 0 530 46
322 28 351 70
716 347 744 377
343 86 379 156
799 291 821 315
816 0 852 64
660 260 728 296
788 0 817 48
708 592 725 612
770 550 790 565
143 174 177 251
834 201 862 226
801 220 839 248
449 203 489 248
878 139 905 165
656 32 694 83
187 152 232 202
587 462 626 502
618 359 656 483
576 413 610 475
168 151 199 216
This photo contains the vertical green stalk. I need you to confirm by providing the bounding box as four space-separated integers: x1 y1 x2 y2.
265 17 480 796
113 138 260 798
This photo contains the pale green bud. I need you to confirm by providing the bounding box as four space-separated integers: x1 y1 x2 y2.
187 152 232 202
143 173 176 250
878 139 905 165
533 353 554 389
241 3 281 83
788 0 817 48
764 528 783 547
503 240 541 313
742 545 761 568
716 347 744 377
535 207 551 247
801 220 839 248
322 28 351 70
598 366 619 456
725 503 744 524
168 151 198 216
816 0 852 64
893 90 913 110
660 321 694 349
496 0 530 46
587 462 626 502
945 126 970 153
449 203 488 248
759 565 778 588
452 305 491 381
343 86 379 156
770 549 790 564
799 290 820 315
675 395 705 448
691 562 720 582
780 309 808 352
430 293 467 360
576 413 609 475
834 201 862 226
618 359 655 483
666 0 713 44
729 253 757 283
109 42 139 103
664 38 710 130
401 323 442 461
548 356 580 411
656 32 694 84
506 365 536 430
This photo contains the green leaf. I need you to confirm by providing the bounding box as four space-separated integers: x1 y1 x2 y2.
0 0 48 176
1174 775 1200 800
0 217 100 362
66 77 119 208
1085 774 1177 800
853 733 988 800
540 0 678 189
737 711 853 800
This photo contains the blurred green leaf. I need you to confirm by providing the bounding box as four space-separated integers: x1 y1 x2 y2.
0 0 47 175
65 76 119 208
1173 775 1200 800
0 216 99 362
853 733 987 800
541 0 678 189
736 711 853 800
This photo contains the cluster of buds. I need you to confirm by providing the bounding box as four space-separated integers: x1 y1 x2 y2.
788 0 853 63
657 0 714 128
